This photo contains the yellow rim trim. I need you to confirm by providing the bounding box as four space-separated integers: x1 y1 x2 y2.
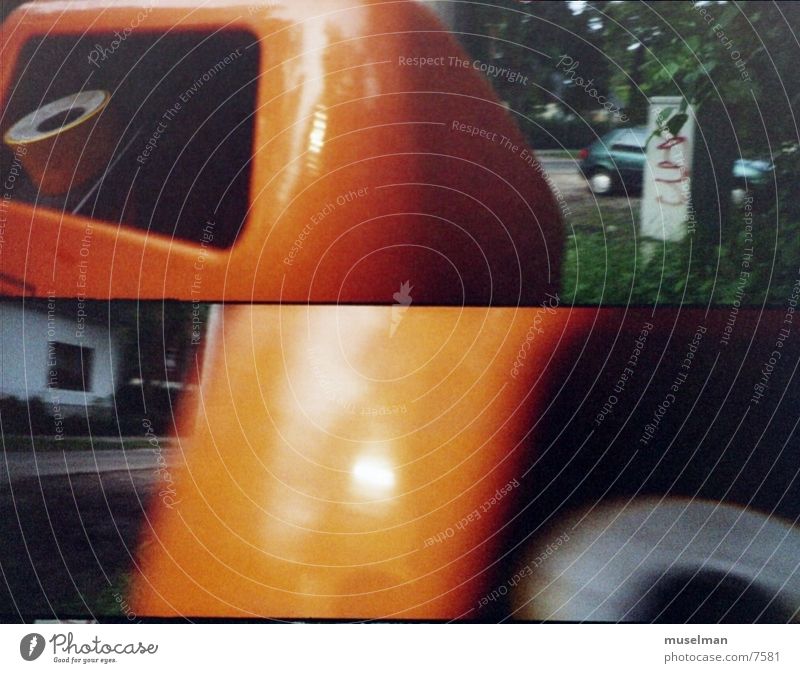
3 90 111 146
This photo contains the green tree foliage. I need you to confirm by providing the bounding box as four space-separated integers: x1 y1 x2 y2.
595 1 799 150
455 2 612 128
453 1 798 304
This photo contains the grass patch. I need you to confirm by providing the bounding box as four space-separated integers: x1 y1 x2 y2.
561 197 797 306
53 571 136 620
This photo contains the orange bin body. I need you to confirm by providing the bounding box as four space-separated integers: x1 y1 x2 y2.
2 0 569 618
0 0 562 305
131 304 587 619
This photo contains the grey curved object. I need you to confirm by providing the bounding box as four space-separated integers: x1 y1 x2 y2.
510 499 800 623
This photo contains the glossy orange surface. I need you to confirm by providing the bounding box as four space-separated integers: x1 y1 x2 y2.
2 0 569 619
0 0 563 304
131 304 582 619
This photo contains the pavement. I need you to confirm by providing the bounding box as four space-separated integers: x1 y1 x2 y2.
538 155 582 175
1 447 182 485
0 444 184 618
539 155 591 196
0 466 157 619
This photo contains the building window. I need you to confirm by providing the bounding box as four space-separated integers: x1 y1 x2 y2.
48 342 93 392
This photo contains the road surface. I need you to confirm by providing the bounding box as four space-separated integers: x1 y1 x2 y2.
1 447 181 483
537 156 582 175
0 447 181 620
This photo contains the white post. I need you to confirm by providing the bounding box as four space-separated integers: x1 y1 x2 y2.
640 96 696 242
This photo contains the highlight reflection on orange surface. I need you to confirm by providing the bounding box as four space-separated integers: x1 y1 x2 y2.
1 0 573 619
132 305 585 619
0 0 562 305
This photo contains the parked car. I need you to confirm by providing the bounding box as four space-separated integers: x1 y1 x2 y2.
578 126 773 198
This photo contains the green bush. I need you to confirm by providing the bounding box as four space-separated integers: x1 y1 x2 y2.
0 396 51 435
561 202 797 307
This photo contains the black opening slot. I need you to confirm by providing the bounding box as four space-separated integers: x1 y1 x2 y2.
2 30 260 249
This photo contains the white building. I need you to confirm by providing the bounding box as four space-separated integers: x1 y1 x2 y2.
0 299 123 421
